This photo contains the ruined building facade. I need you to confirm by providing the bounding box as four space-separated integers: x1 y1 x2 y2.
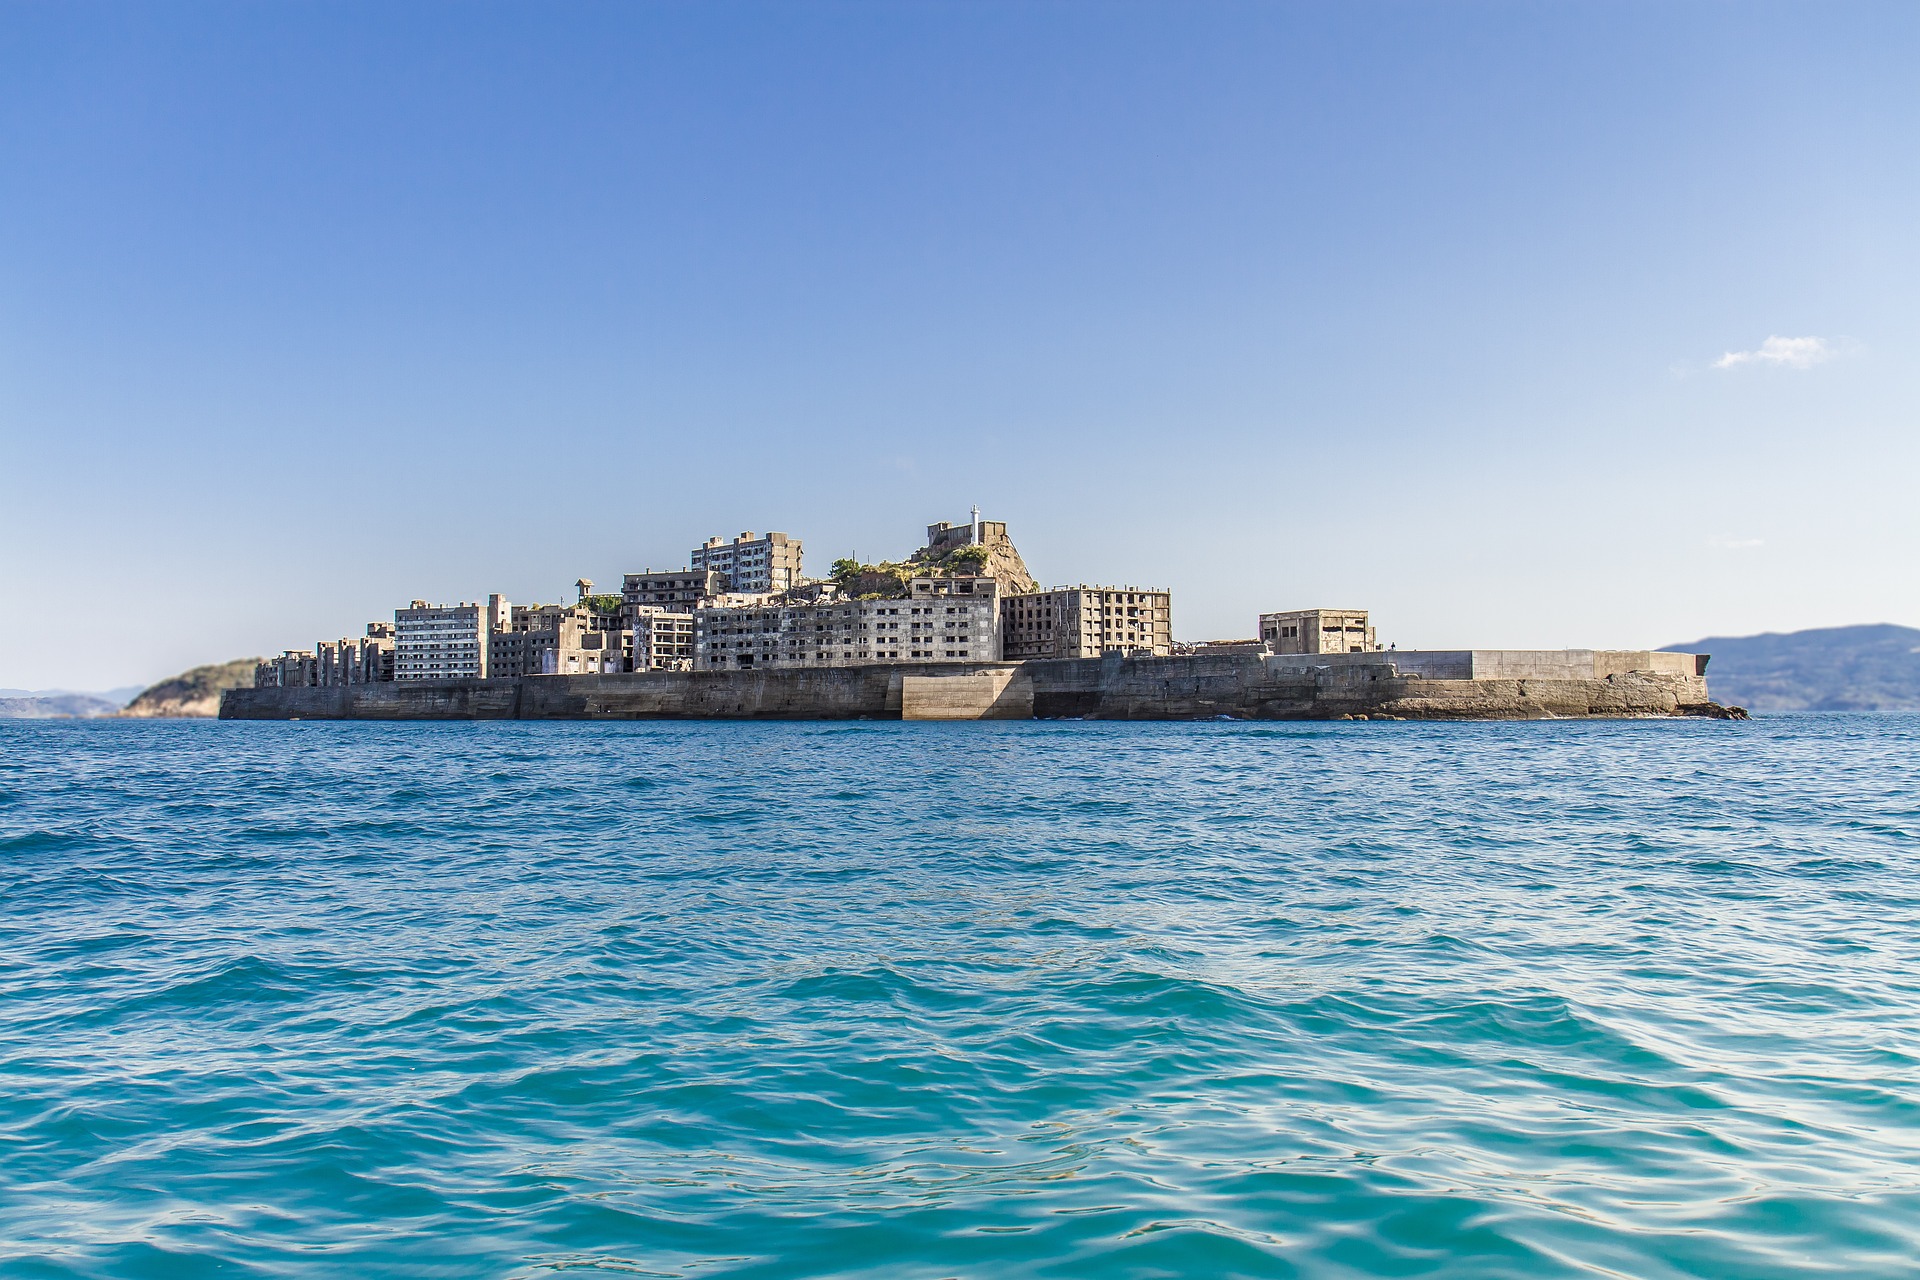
1001 587 1173 660
696 576 1002 670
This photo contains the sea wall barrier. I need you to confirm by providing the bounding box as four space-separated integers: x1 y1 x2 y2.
219 651 1738 721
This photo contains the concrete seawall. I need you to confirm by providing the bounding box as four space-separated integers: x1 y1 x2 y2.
220 652 1738 721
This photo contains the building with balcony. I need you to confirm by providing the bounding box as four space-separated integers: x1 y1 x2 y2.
395 597 508 680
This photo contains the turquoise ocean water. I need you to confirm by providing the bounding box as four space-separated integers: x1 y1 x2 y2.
2 716 1917 1278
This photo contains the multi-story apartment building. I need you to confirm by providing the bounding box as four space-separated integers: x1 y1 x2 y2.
696 576 1000 670
690 531 802 594
1259 608 1378 655
1001 587 1173 660
395 597 508 680
621 569 728 615
631 611 696 671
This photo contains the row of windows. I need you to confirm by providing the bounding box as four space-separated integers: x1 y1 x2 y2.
704 614 984 631
696 602 986 624
701 648 981 666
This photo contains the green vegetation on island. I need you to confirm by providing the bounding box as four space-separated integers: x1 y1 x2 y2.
828 558 913 599
826 543 996 600
121 659 264 718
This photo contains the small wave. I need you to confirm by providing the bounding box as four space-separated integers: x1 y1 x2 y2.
0 829 95 855
3 715 1918 1278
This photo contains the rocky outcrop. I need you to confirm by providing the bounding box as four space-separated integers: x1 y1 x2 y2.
123 659 263 718
908 525 1039 594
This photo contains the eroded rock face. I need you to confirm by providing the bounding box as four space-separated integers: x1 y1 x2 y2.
908 527 1040 595
975 537 1039 595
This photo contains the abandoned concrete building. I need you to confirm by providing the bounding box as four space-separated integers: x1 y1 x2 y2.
488 576 664 677
620 569 728 615
696 576 1002 670
395 598 509 680
1001 586 1174 660
257 623 396 689
630 611 696 671
1259 608 1379 655
690 531 802 594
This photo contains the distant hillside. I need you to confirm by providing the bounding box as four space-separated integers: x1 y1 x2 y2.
0 693 123 720
121 659 262 718
1662 624 1920 712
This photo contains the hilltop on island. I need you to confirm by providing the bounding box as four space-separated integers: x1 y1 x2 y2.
121 659 263 718
828 517 1040 600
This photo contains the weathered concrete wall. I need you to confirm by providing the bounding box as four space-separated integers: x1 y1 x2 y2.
901 669 1033 719
223 666 908 720
1291 649 1706 681
1361 651 1475 680
1015 654 1715 720
1594 651 1703 678
221 652 1730 721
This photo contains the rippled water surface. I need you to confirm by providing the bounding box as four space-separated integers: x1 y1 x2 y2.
3 716 1918 1278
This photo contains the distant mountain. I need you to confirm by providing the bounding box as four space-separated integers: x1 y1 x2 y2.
1662 624 1920 711
0 693 124 720
0 684 143 705
121 659 262 718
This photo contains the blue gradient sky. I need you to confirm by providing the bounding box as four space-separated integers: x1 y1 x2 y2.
3 2 1916 689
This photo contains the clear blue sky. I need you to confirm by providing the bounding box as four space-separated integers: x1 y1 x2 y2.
3 1 1916 689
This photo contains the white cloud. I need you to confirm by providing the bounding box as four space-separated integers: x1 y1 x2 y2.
1708 536 1765 551
1713 335 1834 370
